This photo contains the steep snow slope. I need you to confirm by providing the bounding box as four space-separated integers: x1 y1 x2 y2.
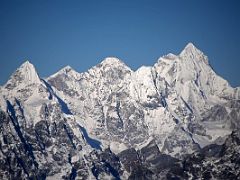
154 43 239 115
152 43 240 150
47 57 150 150
46 44 240 158
0 62 109 179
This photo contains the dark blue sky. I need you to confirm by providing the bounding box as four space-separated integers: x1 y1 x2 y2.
0 0 240 87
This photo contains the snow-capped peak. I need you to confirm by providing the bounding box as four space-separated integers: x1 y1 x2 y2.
99 57 131 70
21 60 31 66
180 42 209 65
100 57 123 65
59 65 76 74
180 42 201 55
4 60 41 89
20 60 36 70
17 60 40 82
62 65 72 70
184 42 197 50
47 65 81 81
163 53 178 60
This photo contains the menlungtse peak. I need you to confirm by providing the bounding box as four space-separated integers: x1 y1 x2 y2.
180 42 209 65
20 60 31 67
180 42 202 55
184 42 197 50
4 60 41 89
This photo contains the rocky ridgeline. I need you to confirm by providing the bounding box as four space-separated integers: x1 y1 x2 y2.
0 43 239 179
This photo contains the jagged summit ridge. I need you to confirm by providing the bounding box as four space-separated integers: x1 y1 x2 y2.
0 43 240 179
46 43 210 84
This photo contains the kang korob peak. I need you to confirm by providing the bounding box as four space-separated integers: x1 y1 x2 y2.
4 60 41 90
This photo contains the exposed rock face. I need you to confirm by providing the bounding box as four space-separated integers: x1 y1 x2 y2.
167 131 240 179
0 43 239 179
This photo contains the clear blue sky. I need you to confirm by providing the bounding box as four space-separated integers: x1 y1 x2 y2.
0 0 240 87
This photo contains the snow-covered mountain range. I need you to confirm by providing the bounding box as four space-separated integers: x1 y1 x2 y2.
0 43 239 179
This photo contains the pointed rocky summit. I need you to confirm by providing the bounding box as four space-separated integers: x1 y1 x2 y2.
180 42 209 65
4 60 41 90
